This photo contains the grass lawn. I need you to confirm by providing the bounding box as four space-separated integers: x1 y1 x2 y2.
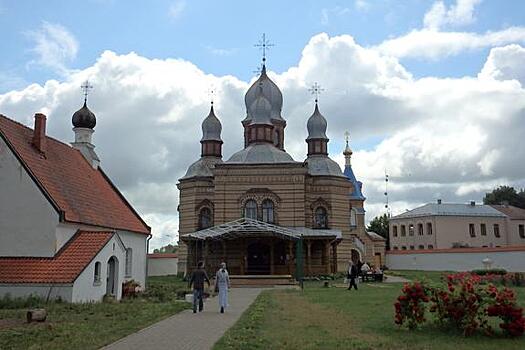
0 276 190 350
215 271 525 350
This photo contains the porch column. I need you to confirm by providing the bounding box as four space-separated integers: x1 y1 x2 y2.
287 241 293 275
270 240 275 275
332 243 338 273
203 240 209 270
306 240 312 276
324 240 331 274
240 239 246 275
221 241 226 262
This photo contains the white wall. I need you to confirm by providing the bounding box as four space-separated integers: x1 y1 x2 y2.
72 234 126 302
148 257 178 276
0 136 59 257
387 249 525 272
118 230 148 288
0 284 72 301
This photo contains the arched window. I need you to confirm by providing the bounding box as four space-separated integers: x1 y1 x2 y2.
125 248 133 277
244 200 257 220
350 208 357 227
273 130 280 147
314 207 328 229
262 199 275 223
198 207 212 229
94 261 101 284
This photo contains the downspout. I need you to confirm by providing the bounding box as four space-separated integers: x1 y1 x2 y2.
145 233 152 290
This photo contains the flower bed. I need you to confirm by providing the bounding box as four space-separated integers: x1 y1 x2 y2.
394 272 525 337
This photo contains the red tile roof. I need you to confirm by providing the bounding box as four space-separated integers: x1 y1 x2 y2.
0 231 114 283
491 205 525 220
0 114 150 234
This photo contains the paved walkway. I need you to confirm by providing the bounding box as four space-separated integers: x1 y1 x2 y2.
101 288 263 350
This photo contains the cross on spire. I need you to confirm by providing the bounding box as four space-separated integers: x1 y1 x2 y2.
344 131 350 145
80 80 93 104
308 82 324 104
254 33 274 65
207 85 216 106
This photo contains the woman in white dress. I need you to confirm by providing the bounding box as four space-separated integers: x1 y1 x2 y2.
215 262 230 313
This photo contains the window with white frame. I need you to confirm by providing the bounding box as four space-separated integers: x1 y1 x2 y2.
480 223 487 236
350 208 357 227
125 248 133 277
469 223 476 237
409 224 414 236
262 199 275 223
244 200 257 220
427 222 433 235
418 223 423 236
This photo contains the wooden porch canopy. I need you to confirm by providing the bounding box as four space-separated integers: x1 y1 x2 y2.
181 218 342 241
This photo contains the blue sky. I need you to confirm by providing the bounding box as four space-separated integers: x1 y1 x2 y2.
1 0 525 248
2 0 525 92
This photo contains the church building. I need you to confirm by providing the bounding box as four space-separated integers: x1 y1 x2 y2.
0 93 150 302
177 62 385 277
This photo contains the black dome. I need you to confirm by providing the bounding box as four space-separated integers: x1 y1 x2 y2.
72 101 96 129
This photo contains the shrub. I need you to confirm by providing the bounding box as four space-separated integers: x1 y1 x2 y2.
486 284 525 337
394 282 429 330
472 268 507 276
0 294 46 309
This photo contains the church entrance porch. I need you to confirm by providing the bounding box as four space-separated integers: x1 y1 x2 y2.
181 218 342 278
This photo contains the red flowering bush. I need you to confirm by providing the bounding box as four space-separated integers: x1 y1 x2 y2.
394 282 429 329
485 285 525 337
394 272 525 337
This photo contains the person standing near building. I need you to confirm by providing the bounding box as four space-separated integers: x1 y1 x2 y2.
215 262 231 313
347 260 358 291
189 261 210 313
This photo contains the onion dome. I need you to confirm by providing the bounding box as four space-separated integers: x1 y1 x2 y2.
201 105 222 142
306 103 328 140
72 101 96 129
244 65 283 122
248 85 273 126
181 157 223 179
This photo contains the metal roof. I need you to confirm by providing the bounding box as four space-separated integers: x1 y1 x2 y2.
226 143 296 164
181 218 341 241
180 156 222 180
305 155 346 177
392 203 507 219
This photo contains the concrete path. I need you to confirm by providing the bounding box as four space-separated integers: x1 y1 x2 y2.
101 288 263 350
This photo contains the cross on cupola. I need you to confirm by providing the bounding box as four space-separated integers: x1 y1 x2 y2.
207 85 216 106
80 80 93 104
308 82 324 104
254 33 274 66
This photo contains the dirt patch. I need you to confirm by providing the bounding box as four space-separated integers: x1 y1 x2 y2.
0 318 26 330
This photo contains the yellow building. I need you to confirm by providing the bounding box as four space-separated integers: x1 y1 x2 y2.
177 64 385 278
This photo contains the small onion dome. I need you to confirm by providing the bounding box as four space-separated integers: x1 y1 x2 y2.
306 103 328 140
201 105 222 142
244 65 283 122
343 140 353 156
72 101 96 129
248 85 273 126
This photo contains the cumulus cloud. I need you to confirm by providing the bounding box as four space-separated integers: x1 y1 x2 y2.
26 21 78 74
168 0 186 19
479 44 525 85
423 0 482 30
1 33 524 249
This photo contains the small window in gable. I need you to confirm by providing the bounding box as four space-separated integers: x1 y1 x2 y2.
94 262 101 284
125 248 133 277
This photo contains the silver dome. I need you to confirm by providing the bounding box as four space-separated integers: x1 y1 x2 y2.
201 105 222 142
226 143 296 163
181 157 223 180
306 104 328 140
306 155 345 177
248 85 273 125
244 65 284 122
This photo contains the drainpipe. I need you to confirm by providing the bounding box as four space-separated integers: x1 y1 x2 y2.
145 234 152 290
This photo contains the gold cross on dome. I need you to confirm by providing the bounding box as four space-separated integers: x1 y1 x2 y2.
344 131 350 144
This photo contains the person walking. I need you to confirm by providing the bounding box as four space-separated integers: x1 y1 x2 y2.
215 262 231 313
347 260 358 291
188 261 210 313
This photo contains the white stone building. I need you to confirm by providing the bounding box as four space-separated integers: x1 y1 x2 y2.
0 101 151 302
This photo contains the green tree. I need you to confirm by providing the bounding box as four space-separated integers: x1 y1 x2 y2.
153 244 178 254
483 185 525 209
367 214 390 248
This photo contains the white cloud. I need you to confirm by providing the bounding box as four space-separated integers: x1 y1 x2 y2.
168 0 186 19
1 33 524 249
479 44 525 85
424 0 482 30
375 26 525 60
354 0 370 12
321 6 351 26
204 45 237 56
26 21 78 74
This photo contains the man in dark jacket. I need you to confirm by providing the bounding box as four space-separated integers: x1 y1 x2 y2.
189 261 211 313
347 260 358 291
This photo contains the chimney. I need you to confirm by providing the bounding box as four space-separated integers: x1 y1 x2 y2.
470 200 476 206
32 113 47 153
437 199 442 204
